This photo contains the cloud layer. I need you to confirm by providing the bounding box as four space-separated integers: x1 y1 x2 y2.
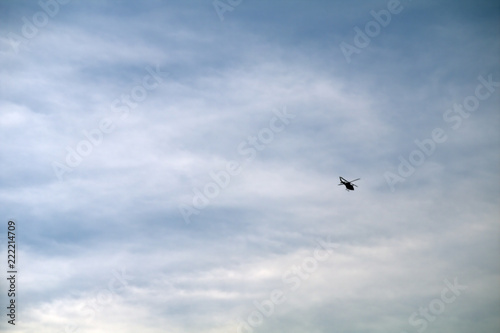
0 0 499 332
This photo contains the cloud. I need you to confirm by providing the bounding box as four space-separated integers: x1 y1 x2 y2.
0 0 499 332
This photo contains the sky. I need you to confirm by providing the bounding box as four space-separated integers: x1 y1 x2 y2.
0 0 499 332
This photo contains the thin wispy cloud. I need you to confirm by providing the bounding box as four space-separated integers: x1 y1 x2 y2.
0 0 499 332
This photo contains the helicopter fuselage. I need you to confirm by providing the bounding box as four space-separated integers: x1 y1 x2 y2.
339 176 358 191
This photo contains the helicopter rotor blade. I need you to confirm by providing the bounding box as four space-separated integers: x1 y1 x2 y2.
349 178 360 183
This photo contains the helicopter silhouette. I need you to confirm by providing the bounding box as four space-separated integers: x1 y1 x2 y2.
338 177 360 191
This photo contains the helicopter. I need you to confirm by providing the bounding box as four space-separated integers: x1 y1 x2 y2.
338 177 360 191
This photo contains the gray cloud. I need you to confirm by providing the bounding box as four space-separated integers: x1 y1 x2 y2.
0 0 498 332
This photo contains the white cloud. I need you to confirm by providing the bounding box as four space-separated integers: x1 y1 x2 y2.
0 0 499 332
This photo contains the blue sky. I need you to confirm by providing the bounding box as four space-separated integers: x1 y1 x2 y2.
0 0 499 332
